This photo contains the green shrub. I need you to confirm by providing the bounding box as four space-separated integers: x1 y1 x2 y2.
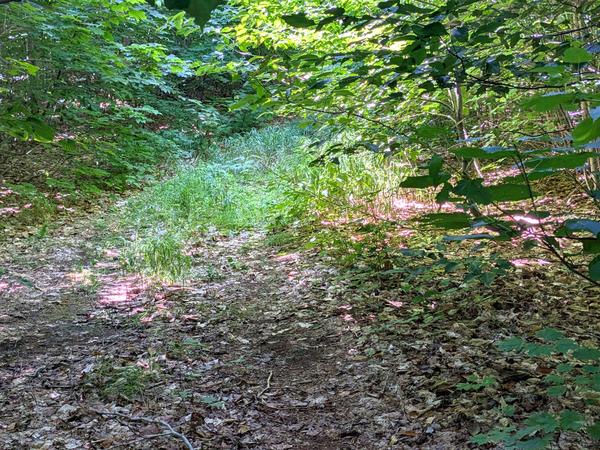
472 328 600 449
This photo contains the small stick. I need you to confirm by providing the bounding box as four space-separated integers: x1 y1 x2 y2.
259 370 273 397
92 409 196 450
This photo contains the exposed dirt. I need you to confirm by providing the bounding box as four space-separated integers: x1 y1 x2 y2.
1 205 599 449
0 209 449 450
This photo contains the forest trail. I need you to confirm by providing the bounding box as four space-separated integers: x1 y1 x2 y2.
0 206 463 449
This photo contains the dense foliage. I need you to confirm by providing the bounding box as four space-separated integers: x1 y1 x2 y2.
1 1 599 449
227 0 600 284
0 0 253 226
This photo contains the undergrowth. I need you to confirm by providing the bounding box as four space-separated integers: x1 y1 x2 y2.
119 123 312 281
119 122 425 281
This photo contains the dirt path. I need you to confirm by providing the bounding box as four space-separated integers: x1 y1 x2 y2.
0 208 470 449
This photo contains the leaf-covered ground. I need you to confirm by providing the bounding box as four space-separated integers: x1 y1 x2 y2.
1 200 599 449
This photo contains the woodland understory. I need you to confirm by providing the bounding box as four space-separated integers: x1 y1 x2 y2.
1 1 600 450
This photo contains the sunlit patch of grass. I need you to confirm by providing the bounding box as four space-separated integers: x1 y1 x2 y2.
118 123 313 281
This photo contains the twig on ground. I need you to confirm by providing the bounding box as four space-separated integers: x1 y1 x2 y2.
91 408 196 450
259 370 273 397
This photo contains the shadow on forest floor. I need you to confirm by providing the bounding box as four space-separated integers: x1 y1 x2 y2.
1 203 599 449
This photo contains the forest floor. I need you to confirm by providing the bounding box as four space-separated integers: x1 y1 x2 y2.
1 198 600 449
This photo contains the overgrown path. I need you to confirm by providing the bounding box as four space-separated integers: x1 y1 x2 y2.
0 206 465 449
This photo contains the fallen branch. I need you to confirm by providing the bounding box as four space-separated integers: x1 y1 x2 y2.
92 409 196 450
258 370 273 397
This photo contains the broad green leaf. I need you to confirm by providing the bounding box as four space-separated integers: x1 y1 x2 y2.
29 118 55 143
454 179 492 204
573 346 600 361
450 26 469 41
524 153 593 170
556 219 600 237
525 343 554 357
515 436 552 450
282 13 315 28
420 212 471 230
562 47 593 64
559 410 585 431
497 336 524 352
400 175 436 188
451 146 516 160
524 412 558 433
544 374 564 384
428 155 444 183
554 338 579 353
588 421 600 440
547 385 567 397
572 118 600 145
590 256 600 281
556 363 574 373
580 238 600 254
529 65 565 75
522 93 577 112
536 328 565 342
487 184 533 202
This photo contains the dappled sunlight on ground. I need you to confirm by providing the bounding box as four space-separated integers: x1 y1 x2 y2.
97 275 145 307
0 279 25 296
510 258 552 268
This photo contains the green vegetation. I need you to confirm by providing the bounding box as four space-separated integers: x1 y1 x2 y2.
1 1 599 449
120 123 313 280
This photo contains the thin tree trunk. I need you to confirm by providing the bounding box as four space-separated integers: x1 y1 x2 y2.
450 83 483 178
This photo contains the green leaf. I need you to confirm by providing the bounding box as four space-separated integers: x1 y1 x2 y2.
524 153 594 170
580 238 600 254
497 336 524 352
454 179 492 204
451 146 516 160
554 338 579 353
29 119 55 143
522 93 577 112
544 374 564 384
451 26 469 41
487 184 534 202
559 410 586 431
529 65 565 75
515 436 552 450
525 343 554 357
428 155 444 184
420 212 471 230
590 256 600 281
573 346 600 361
229 95 257 110
572 118 600 145
556 363 574 373
282 13 315 28
588 421 600 440
547 385 567 397
556 219 600 237
562 47 593 64
421 22 446 37
536 328 565 342
525 412 558 433
400 175 435 188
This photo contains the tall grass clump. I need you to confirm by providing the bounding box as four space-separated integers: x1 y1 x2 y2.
119 123 312 281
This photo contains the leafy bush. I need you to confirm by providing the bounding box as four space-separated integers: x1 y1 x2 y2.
472 329 600 449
